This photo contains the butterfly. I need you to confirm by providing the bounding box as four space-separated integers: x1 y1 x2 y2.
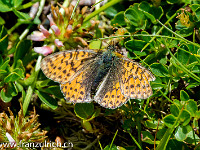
40 46 155 109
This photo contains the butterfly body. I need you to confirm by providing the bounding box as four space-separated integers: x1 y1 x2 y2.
41 47 155 109
92 50 115 92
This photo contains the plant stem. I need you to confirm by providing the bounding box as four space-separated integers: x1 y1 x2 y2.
156 106 184 150
109 130 118 150
22 0 45 115
23 55 42 115
158 89 174 104
60 0 69 14
128 131 142 150
17 0 40 10
83 0 123 23
136 115 142 149
89 34 188 43
70 0 80 20
141 13 177 52
157 20 200 49
167 45 200 83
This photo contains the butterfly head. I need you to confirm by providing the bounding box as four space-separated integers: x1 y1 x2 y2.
107 45 115 52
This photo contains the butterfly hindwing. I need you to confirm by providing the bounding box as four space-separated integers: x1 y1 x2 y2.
60 72 92 103
60 56 103 103
94 64 128 109
118 57 155 99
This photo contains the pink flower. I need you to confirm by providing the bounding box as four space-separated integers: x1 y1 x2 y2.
51 25 61 36
27 31 46 41
54 39 64 47
39 25 50 37
34 46 53 56
47 14 61 36
29 2 39 18
47 14 56 26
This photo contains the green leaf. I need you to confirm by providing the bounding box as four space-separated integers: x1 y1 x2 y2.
156 128 173 150
166 139 190 150
104 145 118 150
15 81 23 92
195 111 200 119
150 63 169 77
0 55 3 66
89 40 101 49
174 125 192 141
0 0 12 12
142 131 158 144
12 9 31 20
0 16 5 24
185 129 200 144
14 39 31 67
92 108 101 118
0 26 8 54
36 79 51 88
156 128 168 140
13 68 24 78
151 83 167 90
13 0 23 8
4 72 22 83
95 25 103 39
177 49 189 65
125 40 147 56
180 110 191 126
0 69 7 74
193 7 200 21
39 85 63 99
81 120 93 133
185 100 197 117
139 1 163 24
175 28 193 37
1 88 12 102
35 90 58 110
186 79 200 89
22 72 35 86
192 65 200 73
104 3 124 19
139 31 152 43
164 114 177 128
170 104 179 117
180 90 189 101
111 11 126 26
166 0 180 4
125 4 146 29
74 103 94 120
0 57 10 70
15 60 25 73
0 82 18 102
190 4 200 12
144 120 164 129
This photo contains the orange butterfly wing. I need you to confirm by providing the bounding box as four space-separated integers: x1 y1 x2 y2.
94 55 155 109
119 57 155 99
41 50 98 103
94 65 128 109
41 50 97 84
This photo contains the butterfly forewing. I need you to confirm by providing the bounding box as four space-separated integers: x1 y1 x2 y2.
60 71 92 103
41 50 98 84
